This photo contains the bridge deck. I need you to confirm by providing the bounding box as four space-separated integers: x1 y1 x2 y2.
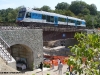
0 22 86 32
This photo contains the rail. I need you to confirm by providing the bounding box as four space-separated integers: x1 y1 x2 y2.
0 26 29 30
0 37 11 61
0 22 87 32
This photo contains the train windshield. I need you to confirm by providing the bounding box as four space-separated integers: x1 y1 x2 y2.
18 11 25 18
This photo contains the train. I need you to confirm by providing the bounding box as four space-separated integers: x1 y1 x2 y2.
16 7 86 27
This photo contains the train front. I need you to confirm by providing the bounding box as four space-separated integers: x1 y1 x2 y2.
16 7 26 22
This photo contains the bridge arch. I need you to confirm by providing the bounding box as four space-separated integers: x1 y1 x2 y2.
9 44 34 70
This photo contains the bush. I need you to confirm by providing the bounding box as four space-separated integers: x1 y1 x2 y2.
44 63 50 68
47 73 50 75
66 72 69 75
46 64 50 68
43 63 47 67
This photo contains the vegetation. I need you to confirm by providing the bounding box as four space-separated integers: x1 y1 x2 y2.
0 1 100 28
43 63 51 68
47 73 50 75
67 33 100 75
0 8 19 22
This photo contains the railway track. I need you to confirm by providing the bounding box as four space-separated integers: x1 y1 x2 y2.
0 22 87 32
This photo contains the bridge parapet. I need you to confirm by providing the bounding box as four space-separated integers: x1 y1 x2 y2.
0 26 85 32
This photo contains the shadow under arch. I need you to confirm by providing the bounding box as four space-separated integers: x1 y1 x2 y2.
9 44 34 70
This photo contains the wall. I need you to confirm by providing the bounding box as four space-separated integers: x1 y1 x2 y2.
0 29 43 70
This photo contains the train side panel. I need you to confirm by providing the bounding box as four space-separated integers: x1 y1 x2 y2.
16 7 86 27
67 17 76 26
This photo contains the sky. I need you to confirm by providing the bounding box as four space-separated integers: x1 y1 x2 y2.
0 0 100 11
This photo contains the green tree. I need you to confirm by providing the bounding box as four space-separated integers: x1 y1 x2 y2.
41 5 51 12
54 9 66 15
55 2 69 10
0 17 2 22
67 33 100 75
77 13 84 19
0 8 18 22
82 8 90 15
95 12 100 28
88 4 97 15
84 15 96 28
69 1 89 15
64 10 75 16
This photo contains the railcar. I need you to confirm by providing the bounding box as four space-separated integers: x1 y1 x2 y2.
16 7 86 27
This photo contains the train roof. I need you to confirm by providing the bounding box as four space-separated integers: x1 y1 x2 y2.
68 16 86 22
67 16 78 20
24 7 67 18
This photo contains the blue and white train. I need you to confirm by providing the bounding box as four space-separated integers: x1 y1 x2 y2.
16 7 86 27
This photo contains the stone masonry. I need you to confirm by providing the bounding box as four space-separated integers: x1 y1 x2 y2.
0 29 43 70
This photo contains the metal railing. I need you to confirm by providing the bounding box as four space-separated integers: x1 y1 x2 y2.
0 37 11 61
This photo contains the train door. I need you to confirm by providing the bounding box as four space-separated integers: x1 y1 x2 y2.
75 20 77 27
54 16 58 26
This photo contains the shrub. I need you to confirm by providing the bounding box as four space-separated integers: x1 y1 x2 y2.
66 72 69 75
44 63 50 68
47 73 50 75
46 64 50 68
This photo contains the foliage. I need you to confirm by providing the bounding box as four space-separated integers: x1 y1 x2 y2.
40 5 51 12
67 33 100 75
69 1 97 16
54 9 66 15
43 63 50 68
47 73 50 75
66 72 70 75
88 4 97 15
84 15 97 28
0 7 19 22
69 1 88 15
55 2 70 10
82 8 90 15
64 10 75 16
94 11 100 28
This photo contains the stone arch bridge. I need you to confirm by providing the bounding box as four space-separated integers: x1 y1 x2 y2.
0 29 43 70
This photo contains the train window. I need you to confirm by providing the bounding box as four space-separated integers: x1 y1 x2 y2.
18 11 25 18
77 21 81 25
71 20 75 23
50 16 54 22
80 21 82 24
46 15 50 22
68 19 71 23
42 15 46 19
58 17 66 22
26 12 31 18
20 8 26 12
68 19 75 23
